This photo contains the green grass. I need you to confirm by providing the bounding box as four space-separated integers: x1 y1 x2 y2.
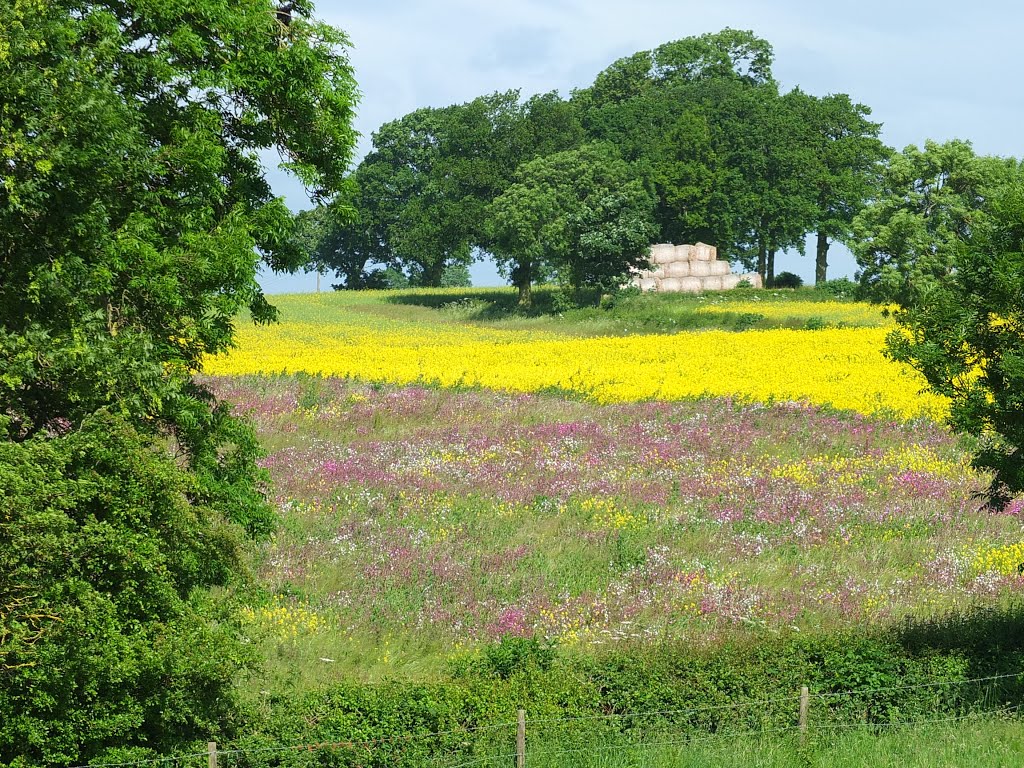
262 285 887 339
518 717 1024 767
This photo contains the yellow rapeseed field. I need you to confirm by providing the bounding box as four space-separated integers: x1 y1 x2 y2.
695 299 892 326
205 291 947 420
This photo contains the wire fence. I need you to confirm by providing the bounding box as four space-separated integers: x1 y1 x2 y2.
66 669 1024 768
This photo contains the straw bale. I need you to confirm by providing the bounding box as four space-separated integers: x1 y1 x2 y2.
665 261 691 277
701 276 723 291
674 244 693 261
638 277 658 292
649 265 666 279
689 260 711 277
679 277 702 293
659 277 682 292
709 260 730 276
693 242 714 261
720 274 742 290
738 273 763 288
650 243 676 264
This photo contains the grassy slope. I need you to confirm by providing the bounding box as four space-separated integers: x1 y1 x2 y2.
202 289 1021 691
207 288 1024 762
269 285 888 337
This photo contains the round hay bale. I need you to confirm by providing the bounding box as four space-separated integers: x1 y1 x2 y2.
701 276 724 291
651 243 676 264
638 277 658 292
738 273 763 288
665 261 691 277
693 242 713 261
720 274 742 290
689 260 711 277
649 265 666 279
660 277 682 292
709 260 730 276
674 244 693 261
679 276 702 293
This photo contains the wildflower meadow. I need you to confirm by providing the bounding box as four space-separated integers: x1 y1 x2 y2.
204 289 1024 693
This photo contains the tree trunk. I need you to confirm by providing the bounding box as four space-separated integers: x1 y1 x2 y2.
815 231 829 285
517 274 532 308
767 248 776 288
422 260 445 287
511 261 532 308
757 240 767 285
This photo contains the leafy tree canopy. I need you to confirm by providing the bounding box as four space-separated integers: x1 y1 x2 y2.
344 90 583 287
887 180 1024 506
0 0 358 763
1 0 356 439
852 140 1020 305
488 143 657 305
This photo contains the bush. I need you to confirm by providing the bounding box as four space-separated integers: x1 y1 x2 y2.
224 606 1024 767
773 271 804 288
0 412 255 766
816 277 859 298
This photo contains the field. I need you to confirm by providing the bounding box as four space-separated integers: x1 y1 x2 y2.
204 287 1024 765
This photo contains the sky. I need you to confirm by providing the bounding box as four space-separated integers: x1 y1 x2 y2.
259 0 1023 294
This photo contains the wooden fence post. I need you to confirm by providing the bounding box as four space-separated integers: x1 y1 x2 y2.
799 686 809 744
208 742 218 768
516 709 526 768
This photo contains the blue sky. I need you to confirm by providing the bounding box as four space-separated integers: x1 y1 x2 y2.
260 0 1022 293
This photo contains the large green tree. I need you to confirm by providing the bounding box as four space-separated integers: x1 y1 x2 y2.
0 0 357 763
356 106 474 286
852 140 1019 304
293 175 388 290
790 91 888 284
487 144 657 305
886 180 1024 506
346 90 582 287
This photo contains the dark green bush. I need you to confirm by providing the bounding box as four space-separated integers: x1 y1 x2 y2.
773 271 804 288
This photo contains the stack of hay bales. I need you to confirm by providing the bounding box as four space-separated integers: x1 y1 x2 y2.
631 242 763 293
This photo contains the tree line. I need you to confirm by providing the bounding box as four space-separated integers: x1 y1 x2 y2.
300 29 887 303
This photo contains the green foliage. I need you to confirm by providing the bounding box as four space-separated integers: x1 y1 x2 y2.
475 636 557 680
572 31 884 286
0 0 357 440
785 90 887 283
886 180 1024 504
0 1 358 763
488 143 657 305
350 91 584 289
0 413 255 765
293 183 383 290
816 277 860 299
225 607 1024 766
773 271 804 289
852 140 1021 305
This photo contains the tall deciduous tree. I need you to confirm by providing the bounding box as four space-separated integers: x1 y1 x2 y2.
886 180 1024 506
0 0 357 763
852 140 1019 305
782 90 888 284
324 90 583 288
488 144 657 306
294 175 388 290
357 106 468 286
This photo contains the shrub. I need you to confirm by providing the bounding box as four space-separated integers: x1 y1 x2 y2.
773 271 804 288
816 277 859 298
